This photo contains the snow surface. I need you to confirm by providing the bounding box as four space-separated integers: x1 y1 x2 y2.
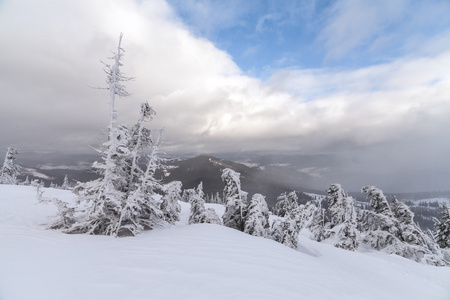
1 185 450 300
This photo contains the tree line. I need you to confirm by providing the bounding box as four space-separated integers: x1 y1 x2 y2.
1 34 449 266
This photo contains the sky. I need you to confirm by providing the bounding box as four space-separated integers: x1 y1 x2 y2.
0 0 449 192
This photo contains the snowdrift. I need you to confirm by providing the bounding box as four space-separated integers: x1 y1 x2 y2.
1 185 449 300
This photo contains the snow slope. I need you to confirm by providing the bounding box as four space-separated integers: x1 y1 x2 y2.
1 185 449 300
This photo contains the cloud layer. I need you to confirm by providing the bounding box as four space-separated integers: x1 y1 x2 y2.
0 0 449 191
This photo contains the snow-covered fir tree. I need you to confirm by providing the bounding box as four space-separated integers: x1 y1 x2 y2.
271 217 299 250
201 208 223 225
65 34 166 237
326 184 359 251
221 168 248 231
244 193 270 237
292 201 318 231
188 182 221 225
188 182 206 225
272 191 298 217
362 185 393 217
307 204 327 242
160 181 182 225
434 203 450 249
214 192 223 204
359 186 448 265
205 192 223 204
61 175 70 190
182 188 195 203
0 145 20 185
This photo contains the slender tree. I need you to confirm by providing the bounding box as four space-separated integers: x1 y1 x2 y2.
61 175 70 190
244 193 270 237
160 181 182 225
221 168 248 231
0 146 20 185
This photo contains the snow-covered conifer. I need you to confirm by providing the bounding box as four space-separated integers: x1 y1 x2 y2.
362 185 393 217
160 181 182 224
292 201 317 231
307 205 327 242
359 187 448 265
112 126 165 236
182 189 195 202
273 191 298 217
66 34 166 236
201 208 222 225
215 192 223 204
391 196 414 225
271 218 299 250
0 146 20 185
61 175 70 190
327 184 359 251
188 182 206 225
221 168 248 231
188 182 222 225
434 203 450 249
244 193 270 237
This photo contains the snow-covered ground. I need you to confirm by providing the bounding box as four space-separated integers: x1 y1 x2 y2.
1 185 449 300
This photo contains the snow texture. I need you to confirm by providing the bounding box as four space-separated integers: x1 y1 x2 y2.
1 185 450 300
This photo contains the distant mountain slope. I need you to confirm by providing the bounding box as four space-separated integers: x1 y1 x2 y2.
162 155 314 206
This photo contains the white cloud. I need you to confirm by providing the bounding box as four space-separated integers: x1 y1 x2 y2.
317 0 450 61
0 0 449 191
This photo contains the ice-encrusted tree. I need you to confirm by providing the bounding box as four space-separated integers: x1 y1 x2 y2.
160 181 182 225
0 146 20 185
273 191 298 217
182 188 195 203
359 186 448 265
222 168 248 231
244 193 270 237
61 175 70 190
391 196 414 225
326 184 359 251
188 182 221 225
362 185 393 217
307 204 327 242
201 208 223 225
292 201 318 231
65 34 166 237
434 203 450 249
271 217 299 250
188 182 206 225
